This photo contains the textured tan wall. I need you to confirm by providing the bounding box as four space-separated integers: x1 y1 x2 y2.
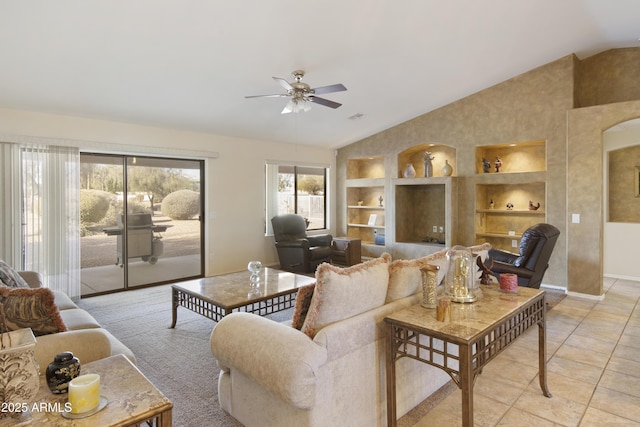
577 48 640 108
338 48 640 295
567 100 640 295
608 146 640 222
338 55 574 288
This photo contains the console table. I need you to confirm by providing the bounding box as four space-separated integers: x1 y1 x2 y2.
385 284 551 427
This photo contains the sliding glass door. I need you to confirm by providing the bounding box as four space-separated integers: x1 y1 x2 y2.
80 153 203 296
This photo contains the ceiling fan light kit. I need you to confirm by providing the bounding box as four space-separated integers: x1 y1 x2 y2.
246 70 347 114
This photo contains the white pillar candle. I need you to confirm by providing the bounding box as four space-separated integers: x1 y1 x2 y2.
68 374 101 414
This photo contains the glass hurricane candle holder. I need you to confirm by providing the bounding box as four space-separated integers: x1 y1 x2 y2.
444 246 477 303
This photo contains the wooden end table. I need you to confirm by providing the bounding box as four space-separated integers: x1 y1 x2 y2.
385 284 551 427
30 354 172 426
170 267 316 327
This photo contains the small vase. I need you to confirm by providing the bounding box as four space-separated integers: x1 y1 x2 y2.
46 351 81 394
403 163 416 178
420 266 438 309
441 160 453 176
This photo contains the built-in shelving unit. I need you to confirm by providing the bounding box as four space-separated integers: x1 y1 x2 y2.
474 141 547 252
345 157 386 253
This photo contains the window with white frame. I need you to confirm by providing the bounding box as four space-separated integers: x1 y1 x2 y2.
266 162 328 234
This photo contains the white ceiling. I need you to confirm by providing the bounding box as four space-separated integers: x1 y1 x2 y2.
0 0 639 149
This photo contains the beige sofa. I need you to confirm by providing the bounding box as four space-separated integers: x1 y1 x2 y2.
17 271 135 374
210 244 490 427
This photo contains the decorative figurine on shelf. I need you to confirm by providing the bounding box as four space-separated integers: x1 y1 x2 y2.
529 200 541 211
423 152 434 177
482 157 491 173
489 199 495 209
494 156 503 172
506 202 514 210
378 196 383 207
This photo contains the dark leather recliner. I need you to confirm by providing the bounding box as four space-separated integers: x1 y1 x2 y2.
271 214 333 274
488 223 560 289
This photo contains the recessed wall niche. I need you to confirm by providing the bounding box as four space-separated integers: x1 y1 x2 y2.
608 145 640 222
397 144 456 178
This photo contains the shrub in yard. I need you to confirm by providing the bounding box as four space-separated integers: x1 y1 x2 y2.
161 190 200 220
80 190 112 224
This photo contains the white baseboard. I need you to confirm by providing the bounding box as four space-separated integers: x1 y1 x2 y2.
604 273 640 282
566 291 605 301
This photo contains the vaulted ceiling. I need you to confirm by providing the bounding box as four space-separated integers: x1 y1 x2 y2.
0 1 638 148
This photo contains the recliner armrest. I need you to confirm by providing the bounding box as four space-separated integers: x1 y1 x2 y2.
307 234 332 247
490 260 534 279
275 239 310 249
488 248 519 264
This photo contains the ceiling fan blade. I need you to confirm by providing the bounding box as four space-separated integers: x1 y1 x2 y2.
245 94 289 98
312 83 347 95
273 77 293 91
309 96 342 109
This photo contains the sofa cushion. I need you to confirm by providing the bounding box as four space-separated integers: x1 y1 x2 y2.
0 260 30 288
52 290 78 311
59 309 102 330
0 285 67 336
387 250 449 303
301 253 391 338
291 283 315 330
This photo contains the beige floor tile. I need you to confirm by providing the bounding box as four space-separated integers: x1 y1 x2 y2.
590 386 640 422
613 343 639 362
598 369 640 398
474 375 527 406
411 405 463 427
547 356 604 385
563 333 617 355
580 407 640 426
478 356 539 386
497 407 560 427
619 332 640 349
553 343 611 369
585 309 630 323
606 354 640 378
471 394 511 427
573 323 624 343
513 388 586 427
535 372 595 405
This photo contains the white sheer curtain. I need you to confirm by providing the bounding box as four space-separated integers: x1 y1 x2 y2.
20 144 81 299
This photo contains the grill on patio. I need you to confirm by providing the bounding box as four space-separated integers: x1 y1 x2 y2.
102 213 170 266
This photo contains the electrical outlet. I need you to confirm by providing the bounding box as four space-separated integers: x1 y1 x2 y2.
439 226 444 233
511 240 518 248
432 226 437 233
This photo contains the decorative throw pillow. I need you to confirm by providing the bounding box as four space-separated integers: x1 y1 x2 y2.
0 286 67 336
291 283 315 330
387 250 449 303
301 253 391 338
0 260 29 288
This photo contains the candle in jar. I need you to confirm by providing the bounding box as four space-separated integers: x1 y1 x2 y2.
68 374 100 414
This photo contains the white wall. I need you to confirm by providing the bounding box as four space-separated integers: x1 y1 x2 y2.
0 108 335 276
603 121 640 280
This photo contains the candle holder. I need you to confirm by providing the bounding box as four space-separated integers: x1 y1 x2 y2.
444 246 477 303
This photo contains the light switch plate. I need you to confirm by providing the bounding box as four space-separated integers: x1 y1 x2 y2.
572 213 580 224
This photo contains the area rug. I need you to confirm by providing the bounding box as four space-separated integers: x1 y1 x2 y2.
77 284 565 427
76 283 273 427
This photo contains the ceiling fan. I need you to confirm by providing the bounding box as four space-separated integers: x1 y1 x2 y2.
245 70 347 114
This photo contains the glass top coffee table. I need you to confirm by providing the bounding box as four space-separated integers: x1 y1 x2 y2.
170 267 316 327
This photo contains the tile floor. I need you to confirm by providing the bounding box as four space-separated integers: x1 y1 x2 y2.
407 277 640 426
